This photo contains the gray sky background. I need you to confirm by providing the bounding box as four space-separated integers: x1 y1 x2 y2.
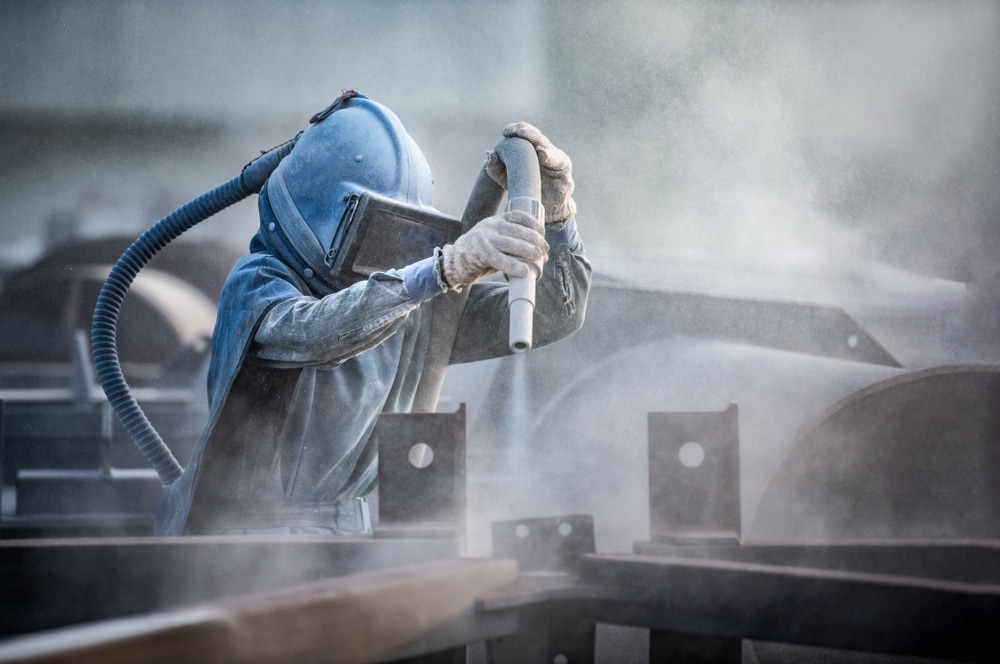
1 1 997 295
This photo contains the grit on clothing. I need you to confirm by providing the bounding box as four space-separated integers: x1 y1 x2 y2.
153 93 590 536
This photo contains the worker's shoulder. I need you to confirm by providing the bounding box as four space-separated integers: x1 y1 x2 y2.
220 252 307 299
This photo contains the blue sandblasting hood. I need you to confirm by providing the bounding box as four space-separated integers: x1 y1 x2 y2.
260 93 435 292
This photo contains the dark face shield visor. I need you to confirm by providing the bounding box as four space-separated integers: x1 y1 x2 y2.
324 192 462 290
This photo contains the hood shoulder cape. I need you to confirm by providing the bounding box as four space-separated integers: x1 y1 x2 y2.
154 251 308 536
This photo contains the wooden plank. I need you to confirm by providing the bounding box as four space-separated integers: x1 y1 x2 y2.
1 536 462 636
0 557 518 664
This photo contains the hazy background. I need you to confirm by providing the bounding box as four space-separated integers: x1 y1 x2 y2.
2 4 999 658
3 1 998 287
2 1 999 552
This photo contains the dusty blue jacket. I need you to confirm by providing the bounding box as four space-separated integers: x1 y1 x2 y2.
154 194 590 535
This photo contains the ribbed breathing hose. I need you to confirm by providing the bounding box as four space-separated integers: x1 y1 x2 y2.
91 136 298 485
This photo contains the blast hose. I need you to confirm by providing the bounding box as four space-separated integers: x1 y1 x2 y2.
411 136 542 412
493 138 544 353
91 136 298 485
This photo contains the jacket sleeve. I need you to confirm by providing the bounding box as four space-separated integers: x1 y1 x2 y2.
249 261 425 369
250 222 590 369
448 226 591 365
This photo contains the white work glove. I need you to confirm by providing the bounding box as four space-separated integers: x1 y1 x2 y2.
485 122 578 223
441 210 548 289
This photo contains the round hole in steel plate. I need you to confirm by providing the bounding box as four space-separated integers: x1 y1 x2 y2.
679 441 705 468
407 442 434 469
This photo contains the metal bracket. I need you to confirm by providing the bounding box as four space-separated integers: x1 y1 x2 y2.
491 514 596 575
648 403 740 544
375 404 467 540
487 514 599 664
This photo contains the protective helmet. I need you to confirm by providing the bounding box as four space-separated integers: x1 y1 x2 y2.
261 92 434 291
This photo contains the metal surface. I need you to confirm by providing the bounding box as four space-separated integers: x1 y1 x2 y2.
578 550 999 663
634 540 1000 583
0 393 204 538
2 527 997 662
0 238 228 538
1 232 996 663
751 365 1000 540
0 236 234 379
459 279 905 557
375 405 467 539
648 404 740 544
0 352 172 541
2 403 467 540
536 281 901 372
474 534 1000 663
649 630 742 664
477 573 631 664
486 601 596 664
480 511 1000 663
491 514 595 575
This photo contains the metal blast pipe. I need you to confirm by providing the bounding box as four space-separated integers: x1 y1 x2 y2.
411 136 542 411
492 138 544 353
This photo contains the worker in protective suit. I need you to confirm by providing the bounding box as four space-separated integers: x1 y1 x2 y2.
154 92 590 536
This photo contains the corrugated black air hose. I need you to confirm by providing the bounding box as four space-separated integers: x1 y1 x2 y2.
91 136 298 485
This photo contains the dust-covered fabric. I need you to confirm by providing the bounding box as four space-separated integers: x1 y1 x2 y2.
154 191 590 536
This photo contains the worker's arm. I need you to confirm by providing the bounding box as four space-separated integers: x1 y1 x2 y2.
252 122 583 369
246 261 424 369
249 210 548 369
448 217 591 365
449 121 591 363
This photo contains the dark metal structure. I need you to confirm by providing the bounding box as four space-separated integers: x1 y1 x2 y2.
1 366 998 662
1 239 998 662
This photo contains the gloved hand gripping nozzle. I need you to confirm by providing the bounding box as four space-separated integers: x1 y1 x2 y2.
484 124 577 352
441 210 547 291
436 137 545 353
409 135 545 412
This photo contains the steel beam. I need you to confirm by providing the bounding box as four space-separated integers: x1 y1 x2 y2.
578 552 1000 663
634 540 1000 584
